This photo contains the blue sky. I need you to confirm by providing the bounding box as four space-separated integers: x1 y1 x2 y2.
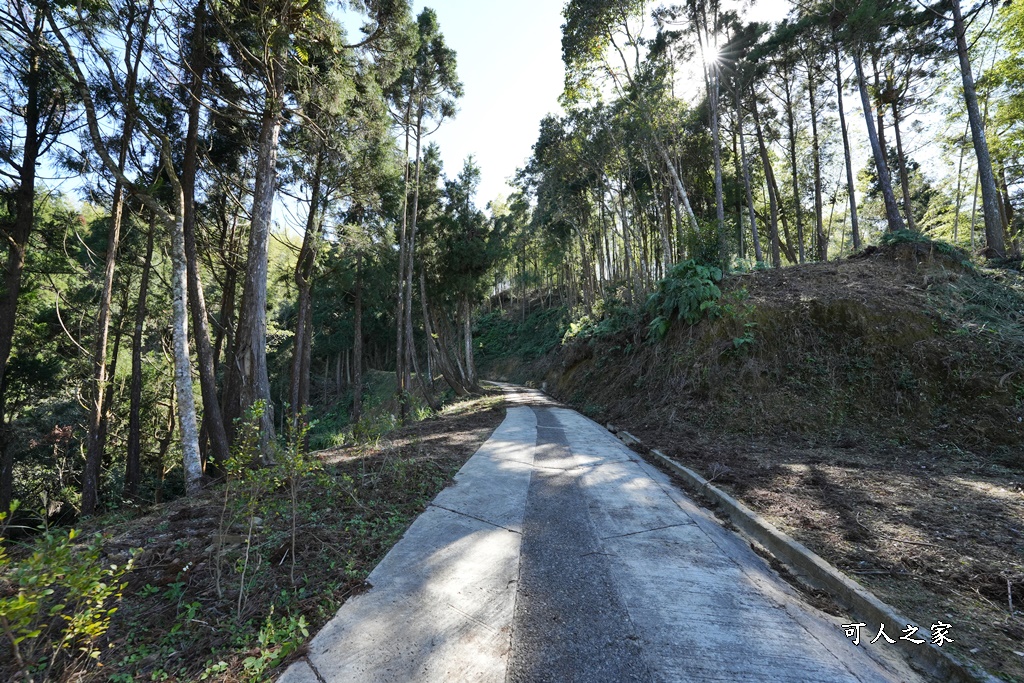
408 0 568 205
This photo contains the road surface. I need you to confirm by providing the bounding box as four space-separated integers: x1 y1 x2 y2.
279 386 919 682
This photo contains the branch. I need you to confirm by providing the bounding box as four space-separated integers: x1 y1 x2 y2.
45 5 175 228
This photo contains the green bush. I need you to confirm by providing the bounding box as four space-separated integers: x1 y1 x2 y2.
0 504 134 680
646 260 724 339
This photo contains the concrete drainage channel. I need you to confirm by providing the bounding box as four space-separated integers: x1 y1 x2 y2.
604 424 999 683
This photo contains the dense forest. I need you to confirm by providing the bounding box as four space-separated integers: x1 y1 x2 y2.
1 0 1023 678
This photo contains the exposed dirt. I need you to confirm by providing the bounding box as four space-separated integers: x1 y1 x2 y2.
3 391 506 683
508 246 1024 681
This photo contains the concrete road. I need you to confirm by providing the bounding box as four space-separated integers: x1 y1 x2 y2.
279 388 920 683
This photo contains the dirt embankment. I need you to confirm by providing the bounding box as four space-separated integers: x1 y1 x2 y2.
487 244 1024 681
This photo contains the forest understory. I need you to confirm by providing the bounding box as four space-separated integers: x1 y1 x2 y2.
480 242 1024 682
0 391 506 683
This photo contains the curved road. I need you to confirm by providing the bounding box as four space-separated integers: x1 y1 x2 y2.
279 386 919 682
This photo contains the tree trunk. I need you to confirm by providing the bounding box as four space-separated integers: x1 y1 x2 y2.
710 72 728 266
422 273 469 396
808 61 826 260
290 153 323 430
182 0 229 474
853 50 906 233
752 96 782 268
223 103 282 451
783 70 806 263
212 205 239 371
951 0 1005 256
834 41 861 251
0 17 45 512
352 254 363 422
395 103 413 417
618 179 635 304
168 191 204 494
402 113 426 419
125 217 154 500
653 139 700 240
461 295 477 390
890 99 917 232
98 280 130 470
871 52 888 169
736 87 763 263
82 183 127 515
81 0 153 515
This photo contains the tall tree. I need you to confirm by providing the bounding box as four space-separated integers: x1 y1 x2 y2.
78 0 155 516
48 4 205 498
837 0 907 232
386 8 461 416
947 0 1005 256
0 0 73 512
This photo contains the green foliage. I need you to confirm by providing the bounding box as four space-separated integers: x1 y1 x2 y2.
645 260 724 338
241 606 309 681
475 306 570 362
561 0 646 102
562 296 643 342
732 321 757 352
0 503 135 679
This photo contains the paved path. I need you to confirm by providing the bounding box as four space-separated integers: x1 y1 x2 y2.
279 388 919 683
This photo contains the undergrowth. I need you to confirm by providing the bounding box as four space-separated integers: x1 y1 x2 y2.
475 305 569 362
0 389 499 682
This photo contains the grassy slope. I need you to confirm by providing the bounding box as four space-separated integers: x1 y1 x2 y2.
479 243 1024 680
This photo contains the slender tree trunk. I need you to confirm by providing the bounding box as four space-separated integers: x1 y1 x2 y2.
808 63 826 260
81 0 154 515
783 71 806 263
290 154 323 430
352 254 363 422
871 53 889 168
736 87 763 263
223 101 282 451
710 72 728 266
212 207 239 371
98 280 130 472
951 0 1005 256
395 102 413 415
461 295 477 390
125 217 154 500
618 181 634 304
182 0 229 474
653 139 700 240
891 99 917 231
82 182 127 515
834 41 861 251
155 379 176 504
730 113 744 261
402 115 426 419
853 50 906 232
953 127 968 243
167 185 204 493
753 96 782 268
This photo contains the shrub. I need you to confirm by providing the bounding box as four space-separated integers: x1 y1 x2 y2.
0 504 134 680
645 260 724 339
